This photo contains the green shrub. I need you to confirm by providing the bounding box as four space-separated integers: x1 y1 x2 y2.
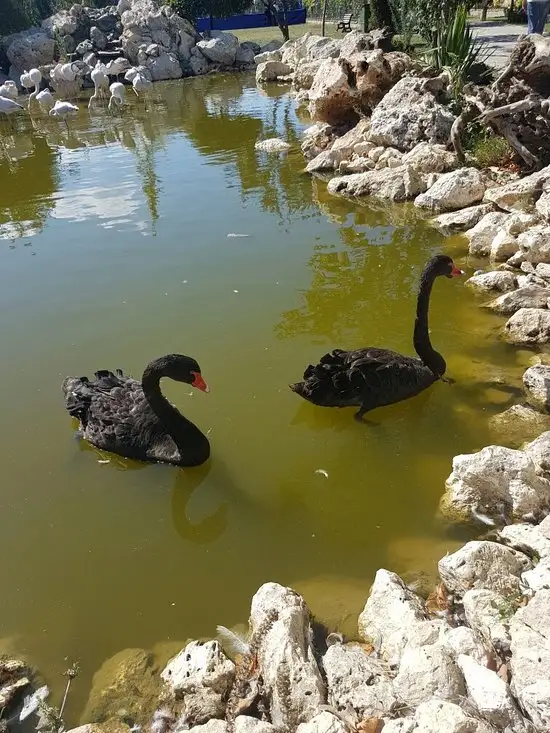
466 124 514 168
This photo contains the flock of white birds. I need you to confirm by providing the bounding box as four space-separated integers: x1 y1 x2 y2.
0 60 153 127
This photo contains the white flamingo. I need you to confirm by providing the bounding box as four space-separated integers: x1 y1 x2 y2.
27 68 42 103
89 63 109 108
36 89 55 113
49 100 78 129
108 82 125 111
106 58 131 81
0 81 18 101
132 73 152 97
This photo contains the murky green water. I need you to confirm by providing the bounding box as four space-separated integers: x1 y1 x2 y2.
0 73 531 720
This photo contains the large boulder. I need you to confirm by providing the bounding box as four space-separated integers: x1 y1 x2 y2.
484 166 550 212
401 142 457 174
486 285 550 315
322 643 395 719
256 60 292 83
438 541 532 596
432 204 494 236
517 225 550 264
328 165 427 202
250 583 325 728
466 270 517 293
457 655 527 729
393 642 465 706
368 76 456 151
414 168 485 213
510 589 550 731
4 29 55 75
440 445 550 524
307 57 357 125
145 52 182 80
161 640 234 725
358 569 426 666
523 364 550 412
197 31 239 66
505 307 550 344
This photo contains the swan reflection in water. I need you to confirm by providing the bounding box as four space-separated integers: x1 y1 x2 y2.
74 436 265 546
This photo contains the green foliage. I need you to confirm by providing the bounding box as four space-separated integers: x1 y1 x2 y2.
425 4 492 97
466 123 514 168
167 0 251 22
369 0 394 33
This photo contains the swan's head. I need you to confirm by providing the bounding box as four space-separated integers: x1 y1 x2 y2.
428 254 464 279
155 354 210 392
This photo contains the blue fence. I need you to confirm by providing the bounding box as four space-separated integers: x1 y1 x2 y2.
196 7 307 32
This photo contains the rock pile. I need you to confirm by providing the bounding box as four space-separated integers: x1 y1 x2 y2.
0 1 278 85
57 563 550 733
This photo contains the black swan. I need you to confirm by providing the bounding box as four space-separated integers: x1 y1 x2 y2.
62 354 210 466
290 254 464 421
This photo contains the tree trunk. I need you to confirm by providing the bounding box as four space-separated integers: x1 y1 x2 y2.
481 0 490 22
368 0 395 34
321 0 327 36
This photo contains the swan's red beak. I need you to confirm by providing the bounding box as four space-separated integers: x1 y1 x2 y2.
450 265 464 277
191 372 209 393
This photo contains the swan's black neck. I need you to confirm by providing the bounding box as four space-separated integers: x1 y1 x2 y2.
142 366 210 465
413 267 446 377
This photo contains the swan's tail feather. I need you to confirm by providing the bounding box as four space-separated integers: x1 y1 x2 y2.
216 624 250 658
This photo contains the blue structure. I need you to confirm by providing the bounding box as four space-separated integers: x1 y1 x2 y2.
196 4 307 32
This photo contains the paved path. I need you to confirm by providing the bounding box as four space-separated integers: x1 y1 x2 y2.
471 20 526 67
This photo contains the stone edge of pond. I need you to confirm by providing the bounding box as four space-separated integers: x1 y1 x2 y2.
47 548 550 733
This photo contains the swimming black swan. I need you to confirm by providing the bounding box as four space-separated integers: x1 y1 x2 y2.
290 254 464 421
62 354 210 466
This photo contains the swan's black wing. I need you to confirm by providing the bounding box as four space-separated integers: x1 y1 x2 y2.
290 347 437 410
62 370 176 461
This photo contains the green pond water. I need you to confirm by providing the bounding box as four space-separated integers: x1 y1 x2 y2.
0 72 531 722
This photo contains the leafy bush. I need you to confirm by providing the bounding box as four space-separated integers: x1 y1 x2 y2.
425 4 492 96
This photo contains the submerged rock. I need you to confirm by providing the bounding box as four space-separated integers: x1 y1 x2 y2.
489 404 550 447
80 648 162 725
254 138 290 153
